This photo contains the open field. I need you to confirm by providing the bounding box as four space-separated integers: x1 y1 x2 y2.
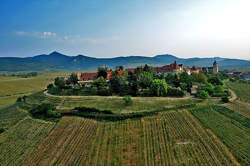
25 111 239 166
0 96 20 109
25 91 200 113
0 117 56 166
190 105 250 166
0 73 70 97
226 82 250 102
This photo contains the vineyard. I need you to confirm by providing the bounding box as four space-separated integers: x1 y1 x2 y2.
0 104 28 130
25 111 239 166
0 117 56 165
190 105 250 166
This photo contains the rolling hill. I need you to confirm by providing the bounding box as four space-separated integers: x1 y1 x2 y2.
0 51 250 72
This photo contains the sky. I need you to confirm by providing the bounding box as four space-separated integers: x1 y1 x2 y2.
0 0 250 60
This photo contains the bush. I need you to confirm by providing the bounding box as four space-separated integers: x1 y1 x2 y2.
75 106 113 114
221 96 229 103
197 90 210 99
47 84 54 89
0 128 5 134
123 96 133 106
47 110 62 118
167 87 185 97
29 103 61 118
97 88 111 96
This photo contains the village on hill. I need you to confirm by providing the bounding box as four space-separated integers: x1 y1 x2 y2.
76 61 219 82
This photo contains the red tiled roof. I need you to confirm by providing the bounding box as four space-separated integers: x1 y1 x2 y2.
78 72 98 81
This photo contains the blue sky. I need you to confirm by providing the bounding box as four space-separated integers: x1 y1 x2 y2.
0 0 250 60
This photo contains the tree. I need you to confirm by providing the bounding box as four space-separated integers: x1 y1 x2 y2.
138 72 153 89
127 73 139 96
191 73 207 84
143 64 155 74
197 90 210 99
208 76 223 85
179 72 192 92
150 79 168 97
93 76 107 88
123 96 133 106
115 66 124 71
204 83 214 96
97 66 108 78
173 74 180 87
69 73 78 85
165 73 175 85
54 77 65 89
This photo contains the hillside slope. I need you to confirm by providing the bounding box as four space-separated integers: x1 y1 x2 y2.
1 51 250 72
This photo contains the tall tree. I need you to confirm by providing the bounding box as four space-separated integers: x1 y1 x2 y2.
98 66 108 78
69 73 78 85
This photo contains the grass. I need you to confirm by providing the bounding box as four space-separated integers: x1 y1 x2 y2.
0 96 20 109
189 105 250 166
0 73 69 97
25 112 239 166
25 91 201 113
226 82 250 102
0 117 56 166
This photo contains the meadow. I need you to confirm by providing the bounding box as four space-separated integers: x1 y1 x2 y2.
25 91 200 113
0 73 66 97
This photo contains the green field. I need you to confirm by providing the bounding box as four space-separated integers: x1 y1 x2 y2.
25 91 200 113
0 117 56 165
227 82 250 102
190 105 250 166
25 112 239 166
0 73 249 166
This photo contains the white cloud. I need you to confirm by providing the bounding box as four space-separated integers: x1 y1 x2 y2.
14 30 119 46
14 31 56 39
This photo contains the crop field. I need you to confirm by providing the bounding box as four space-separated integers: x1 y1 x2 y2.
225 101 250 119
190 105 250 166
0 117 56 166
25 111 239 166
227 82 250 102
0 104 28 130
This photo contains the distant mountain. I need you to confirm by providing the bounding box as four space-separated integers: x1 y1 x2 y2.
0 51 250 72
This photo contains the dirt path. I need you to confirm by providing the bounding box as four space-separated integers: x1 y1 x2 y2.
229 89 237 102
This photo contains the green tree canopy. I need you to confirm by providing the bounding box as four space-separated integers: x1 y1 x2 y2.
150 79 168 97
69 73 78 85
139 72 153 89
54 77 65 89
98 66 108 78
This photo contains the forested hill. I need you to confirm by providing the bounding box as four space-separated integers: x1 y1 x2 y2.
1 51 250 72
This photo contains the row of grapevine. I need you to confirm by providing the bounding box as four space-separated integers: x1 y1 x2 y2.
25 111 240 166
24 116 98 166
0 117 55 166
190 106 249 166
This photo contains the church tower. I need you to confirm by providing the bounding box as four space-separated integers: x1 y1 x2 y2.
213 61 218 73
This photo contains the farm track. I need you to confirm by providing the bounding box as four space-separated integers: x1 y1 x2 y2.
25 111 239 166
